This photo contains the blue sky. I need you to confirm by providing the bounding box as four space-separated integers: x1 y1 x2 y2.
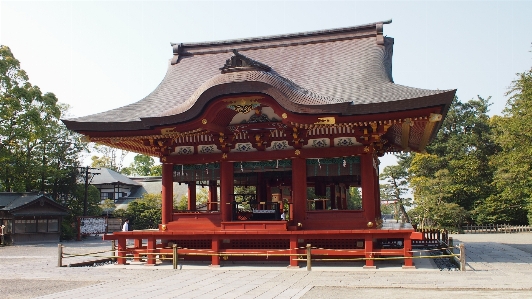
1 0 531 167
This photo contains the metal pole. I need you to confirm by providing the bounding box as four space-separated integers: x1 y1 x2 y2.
459 243 466 271
57 244 63 267
306 244 312 271
173 244 178 270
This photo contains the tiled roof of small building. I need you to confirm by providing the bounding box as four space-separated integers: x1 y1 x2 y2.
90 168 141 186
63 20 455 132
0 192 68 215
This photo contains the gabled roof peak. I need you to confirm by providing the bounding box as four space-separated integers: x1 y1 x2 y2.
219 50 271 74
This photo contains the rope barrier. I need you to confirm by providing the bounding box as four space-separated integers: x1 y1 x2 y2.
58 242 465 271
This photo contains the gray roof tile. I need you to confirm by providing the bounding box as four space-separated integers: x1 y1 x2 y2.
63 21 455 132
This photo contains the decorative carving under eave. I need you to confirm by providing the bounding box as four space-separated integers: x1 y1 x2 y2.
215 132 235 153
314 117 336 125
226 97 262 114
373 138 389 157
288 127 307 149
247 130 273 151
242 107 279 124
220 50 272 74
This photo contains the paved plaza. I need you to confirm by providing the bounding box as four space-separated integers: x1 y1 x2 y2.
1 233 532 298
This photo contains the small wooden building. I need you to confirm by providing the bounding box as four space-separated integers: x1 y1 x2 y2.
63 20 455 267
0 193 69 244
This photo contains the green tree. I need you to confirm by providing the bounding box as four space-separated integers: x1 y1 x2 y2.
483 65 532 224
90 144 128 172
176 187 212 210
0 45 85 195
100 198 116 216
121 154 161 176
409 156 468 230
60 184 102 240
347 187 362 210
119 193 162 230
424 96 498 211
400 96 498 228
380 164 411 223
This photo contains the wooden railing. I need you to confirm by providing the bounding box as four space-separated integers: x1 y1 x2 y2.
462 224 532 233
413 228 449 247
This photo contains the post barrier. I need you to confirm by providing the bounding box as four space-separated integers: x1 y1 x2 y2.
57 243 464 269
459 243 466 271
111 240 116 262
57 244 63 267
306 244 312 271
172 244 178 270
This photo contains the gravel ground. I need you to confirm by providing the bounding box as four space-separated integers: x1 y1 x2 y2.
1 233 532 298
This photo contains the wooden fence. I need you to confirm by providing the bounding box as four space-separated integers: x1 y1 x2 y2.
462 224 532 234
413 228 449 247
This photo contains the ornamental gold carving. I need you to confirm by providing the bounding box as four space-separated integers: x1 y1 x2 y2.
225 98 261 114
315 117 335 125
161 127 178 135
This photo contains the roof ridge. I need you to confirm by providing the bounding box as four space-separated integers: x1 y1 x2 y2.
170 20 392 62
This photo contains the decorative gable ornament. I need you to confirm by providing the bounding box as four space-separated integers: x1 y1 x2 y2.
220 50 271 74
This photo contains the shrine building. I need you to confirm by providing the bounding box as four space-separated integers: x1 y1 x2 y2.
63 20 455 268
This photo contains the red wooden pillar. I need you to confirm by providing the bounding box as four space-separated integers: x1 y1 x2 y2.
161 163 174 225
403 236 414 267
116 238 127 265
211 237 220 267
374 160 381 219
208 180 218 211
361 153 376 223
188 181 196 211
256 173 267 206
329 184 336 210
291 158 307 225
146 237 156 266
133 239 142 261
289 235 298 267
364 234 376 268
335 185 342 210
341 184 348 210
220 161 234 222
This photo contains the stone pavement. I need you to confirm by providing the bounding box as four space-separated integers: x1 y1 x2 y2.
0 233 531 298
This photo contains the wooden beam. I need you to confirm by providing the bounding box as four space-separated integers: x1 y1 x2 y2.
163 145 370 164
401 118 411 151
418 113 442 152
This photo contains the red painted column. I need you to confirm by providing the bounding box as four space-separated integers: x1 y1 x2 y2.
146 237 156 266
188 181 196 211
361 154 376 223
291 158 307 225
374 160 381 219
116 238 127 265
364 234 375 268
289 235 298 267
220 161 234 222
161 163 174 224
403 236 414 267
133 239 142 261
208 180 218 211
341 184 348 210
329 184 336 210
211 237 220 267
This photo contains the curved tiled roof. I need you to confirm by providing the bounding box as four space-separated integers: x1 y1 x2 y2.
63 20 455 132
